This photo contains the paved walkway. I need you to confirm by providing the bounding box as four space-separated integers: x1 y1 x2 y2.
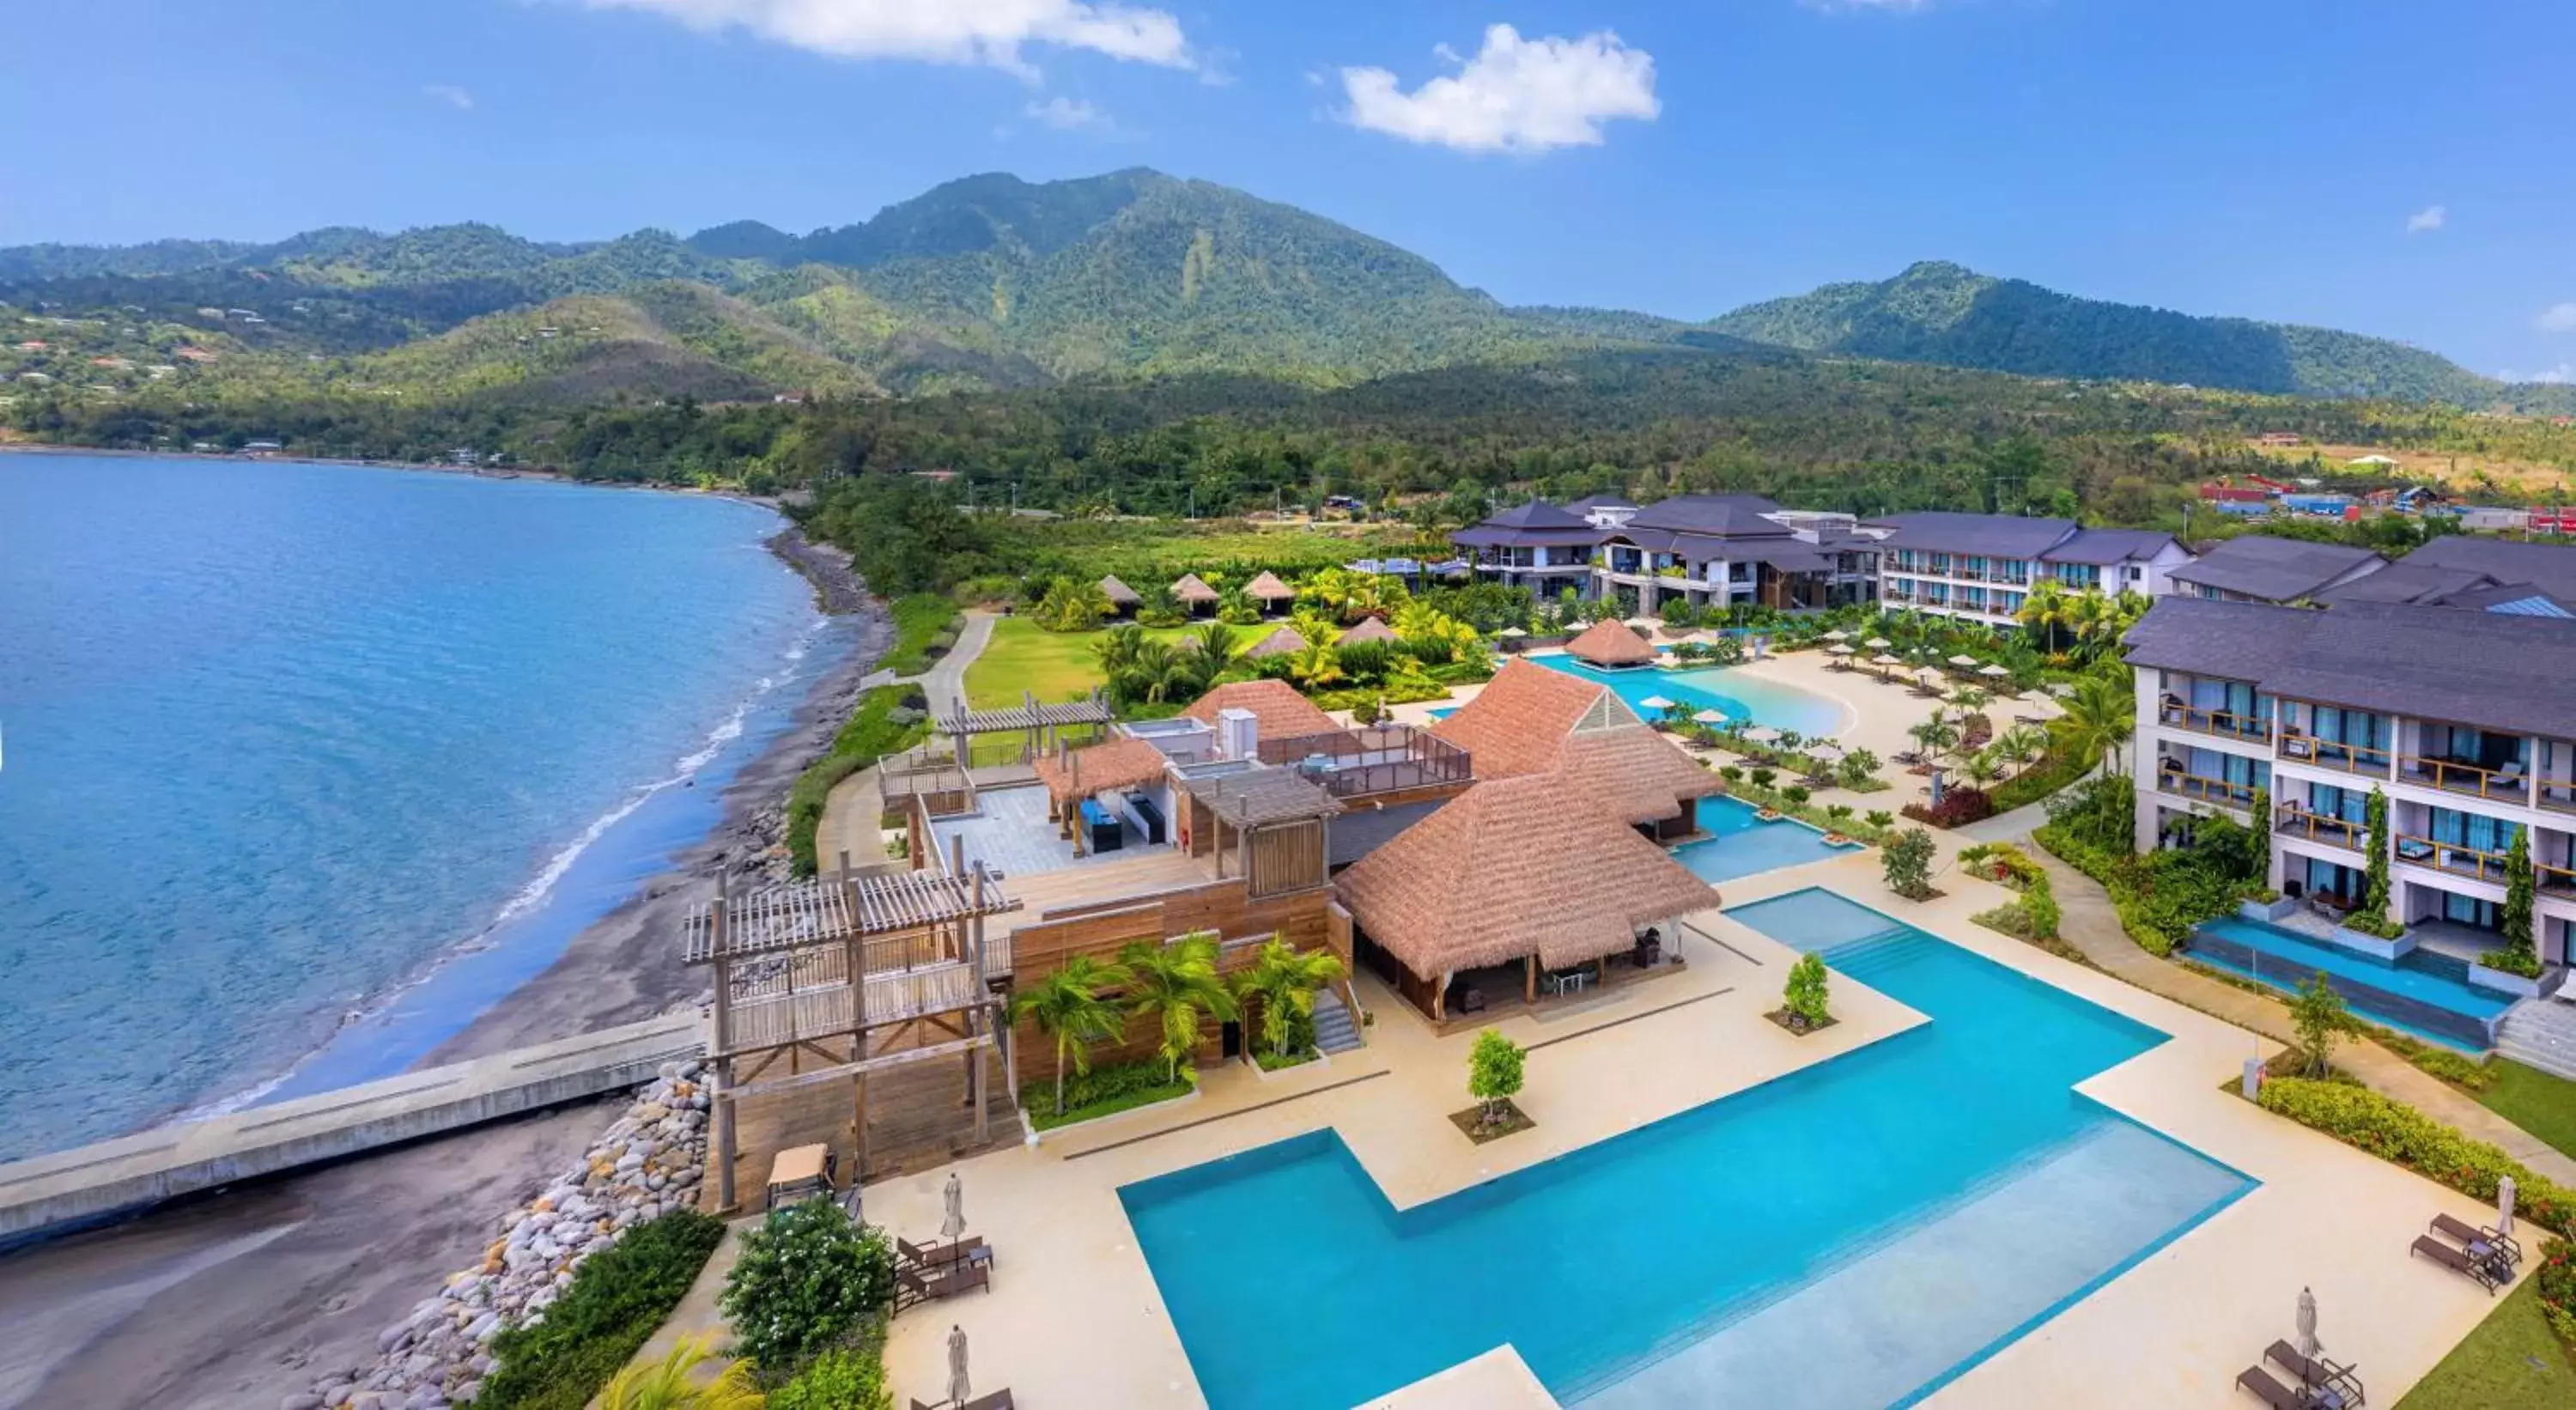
823 611 1002 872
862 608 997 719
2010 837 2576 1187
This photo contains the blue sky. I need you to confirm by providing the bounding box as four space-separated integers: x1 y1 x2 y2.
5 0 2572 379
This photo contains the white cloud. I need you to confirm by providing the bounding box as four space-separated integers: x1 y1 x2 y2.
2538 303 2576 334
422 83 475 110
2404 204 2445 234
576 0 1192 76
1025 95 1108 129
1339 24 1658 154
2501 364 2575 385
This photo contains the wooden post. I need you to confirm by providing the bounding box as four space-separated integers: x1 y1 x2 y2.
1524 954 1539 1005
712 872 737 1212
969 863 990 1142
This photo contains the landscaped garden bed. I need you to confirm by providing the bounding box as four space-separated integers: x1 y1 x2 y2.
1449 1100 1534 1144
1018 1058 1197 1133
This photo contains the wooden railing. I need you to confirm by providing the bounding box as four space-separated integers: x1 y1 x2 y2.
2539 862 2576 897
2278 733 2392 777
2155 765 2258 807
2399 756 2531 803
2393 833 2511 884
2162 705 2275 745
2275 806 2366 851
2539 781 2576 816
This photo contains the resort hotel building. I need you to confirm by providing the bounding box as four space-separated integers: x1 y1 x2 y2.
1869 513 2191 627
2123 590 2576 976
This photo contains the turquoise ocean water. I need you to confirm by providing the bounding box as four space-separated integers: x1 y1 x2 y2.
0 455 837 1160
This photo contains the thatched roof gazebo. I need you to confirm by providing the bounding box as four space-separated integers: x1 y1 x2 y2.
1334 775 1719 1018
1565 618 1657 668
1098 575 1141 616
1243 570 1297 611
1243 624 1309 659
1171 574 1221 615
1338 616 1399 647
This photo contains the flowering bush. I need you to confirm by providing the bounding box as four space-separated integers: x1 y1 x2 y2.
2256 1079 2573 1237
2537 1240 2575 1344
1902 787 1995 829
719 1198 896 1377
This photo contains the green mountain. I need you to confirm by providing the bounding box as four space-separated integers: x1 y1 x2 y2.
1704 260 2557 409
3 174 2570 417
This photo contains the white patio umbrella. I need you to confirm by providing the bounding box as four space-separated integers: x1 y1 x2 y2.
1809 741 1845 759
1496 627 1528 639
1743 726 1782 744
948 1324 972 1406
1863 636 1892 650
1822 629 1850 641
1692 708 1729 725
1870 653 1903 666
2499 1175 2518 1243
1947 653 1981 668
1640 695 1677 712
941 1170 967 1243
1979 664 2012 679
2046 682 2077 699
2295 1285 2322 1362
1827 643 1856 657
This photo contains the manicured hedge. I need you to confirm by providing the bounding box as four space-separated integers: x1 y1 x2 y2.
2256 1078 2573 1237
480 1210 727 1410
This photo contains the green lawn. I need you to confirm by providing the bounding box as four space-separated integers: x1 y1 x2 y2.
2474 1059 2576 1162
963 617 1193 710
2395 1278 2576 1409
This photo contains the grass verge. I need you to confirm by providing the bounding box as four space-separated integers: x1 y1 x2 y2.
2476 1060 2576 1164
786 684 929 876
878 593 962 677
2394 1278 2576 1410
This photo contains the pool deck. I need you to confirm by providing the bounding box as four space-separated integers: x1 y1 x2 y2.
870 840 2531 1410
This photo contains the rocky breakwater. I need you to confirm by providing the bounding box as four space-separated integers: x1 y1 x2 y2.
288 1063 713 1410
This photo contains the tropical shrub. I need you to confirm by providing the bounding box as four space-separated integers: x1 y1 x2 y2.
1019 1056 1194 1130
1864 810 1894 830
480 1211 728 1410
1884 828 1936 900
768 1339 892 1410
598 1338 764 1410
720 1200 897 1377
1783 952 1831 1030
1008 955 1130 1117
2287 974 2357 1078
1122 933 1239 1082
2255 1079 2573 1236
2538 1241 2576 1343
1903 787 1995 829
1231 935 1346 1061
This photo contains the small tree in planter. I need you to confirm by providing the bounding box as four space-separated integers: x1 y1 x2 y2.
1884 827 1937 900
1467 1029 1526 1134
1779 952 1832 1033
2287 972 2356 1079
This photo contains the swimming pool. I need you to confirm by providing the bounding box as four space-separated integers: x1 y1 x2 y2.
1121 889 2251 1409
2186 916 2509 1052
1670 795 1852 882
1527 652 1849 738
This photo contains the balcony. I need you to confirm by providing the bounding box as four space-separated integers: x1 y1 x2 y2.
2160 703 2275 746
2393 834 2510 885
2154 762 2259 809
2542 780 2576 817
2275 805 2366 853
2398 755 2532 805
2539 862 2576 899
2277 732 2392 778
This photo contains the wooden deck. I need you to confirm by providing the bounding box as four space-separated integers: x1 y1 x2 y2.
990 849 1215 942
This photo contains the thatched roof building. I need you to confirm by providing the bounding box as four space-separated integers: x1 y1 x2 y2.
1171 573 1221 605
1032 736 1170 811
1243 625 1309 659
1334 775 1717 1007
1431 660 1721 830
1244 570 1297 605
1337 616 1399 646
1183 679 1338 741
1564 618 1656 668
1098 575 1141 609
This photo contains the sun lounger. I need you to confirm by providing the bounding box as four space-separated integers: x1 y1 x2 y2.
2409 1234 2502 1293
913 1395 1014 1410
899 1235 993 1272
2235 1365 2305 1408
896 1261 991 1309
2266 1341 2365 1407
2429 1212 2519 1272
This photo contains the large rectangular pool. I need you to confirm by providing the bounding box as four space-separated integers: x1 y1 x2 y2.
1121 889 2251 1409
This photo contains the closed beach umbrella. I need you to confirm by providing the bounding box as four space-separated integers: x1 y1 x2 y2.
1692 708 1728 725
1640 695 1676 712
941 1171 966 1243
2499 1176 2518 1242
1863 636 1892 650
948 1324 972 1406
2295 1286 2321 1361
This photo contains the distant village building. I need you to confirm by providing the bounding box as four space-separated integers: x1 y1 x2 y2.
2251 432 2304 447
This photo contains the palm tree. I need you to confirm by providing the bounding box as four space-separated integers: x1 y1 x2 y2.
1121 933 1239 1083
1190 620 1243 672
1287 640 1346 690
1996 723 2047 763
1230 934 1346 1061
2061 671 2136 771
1913 709 1964 763
1962 746 2007 791
2018 578 2074 654
1092 623 1148 679
1009 955 1131 1116
598 1337 763 1410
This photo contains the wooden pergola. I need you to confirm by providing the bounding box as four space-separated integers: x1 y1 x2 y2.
683 862 1022 1210
1176 768 1342 898
938 690 1114 767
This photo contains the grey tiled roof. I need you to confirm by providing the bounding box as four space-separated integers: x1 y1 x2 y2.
1868 512 2080 559
2126 596 2576 738
1625 495 1792 538
2399 536 2576 601
2166 536 2385 603
2313 562 2494 606
1485 499 1591 531
1561 493 1638 512
2044 528 2183 566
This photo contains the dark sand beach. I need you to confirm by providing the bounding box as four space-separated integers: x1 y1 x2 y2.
0 527 888 1410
